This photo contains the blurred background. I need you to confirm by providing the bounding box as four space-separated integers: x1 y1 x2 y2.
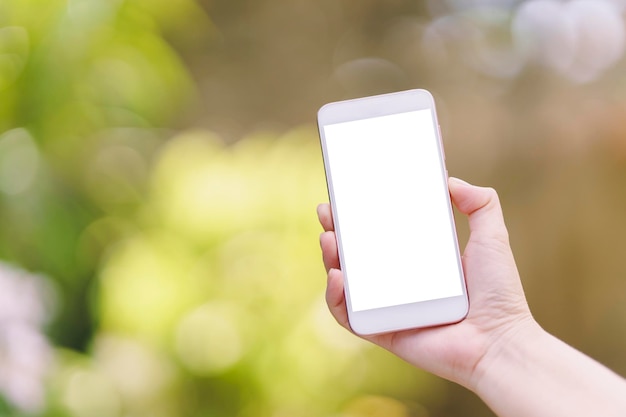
1 0 626 416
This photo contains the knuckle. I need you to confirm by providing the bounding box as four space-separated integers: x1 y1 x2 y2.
483 187 500 204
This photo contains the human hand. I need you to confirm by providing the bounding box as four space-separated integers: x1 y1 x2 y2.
317 177 537 389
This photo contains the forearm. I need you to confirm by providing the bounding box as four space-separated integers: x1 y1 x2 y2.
472 321 626 417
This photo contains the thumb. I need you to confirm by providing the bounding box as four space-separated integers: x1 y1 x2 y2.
448 177 509 243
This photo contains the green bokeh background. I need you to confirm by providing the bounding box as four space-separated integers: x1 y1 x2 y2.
2 1 626 416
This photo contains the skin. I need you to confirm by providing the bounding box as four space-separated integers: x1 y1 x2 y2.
318 177 626 417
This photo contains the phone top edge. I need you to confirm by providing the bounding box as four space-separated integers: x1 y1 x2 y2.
317 88 433 112
318 88 428 108
317 89 436 126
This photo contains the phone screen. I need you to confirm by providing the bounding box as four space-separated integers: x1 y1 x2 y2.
323 109 463 312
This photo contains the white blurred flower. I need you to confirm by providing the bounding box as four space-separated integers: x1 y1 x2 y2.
513 0 626 83
0 263 55 414
423 0 626 83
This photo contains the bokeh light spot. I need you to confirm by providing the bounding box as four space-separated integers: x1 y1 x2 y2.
175 302 244 375
99 233 202 342
94 335 176 404
512 0 625 83
566 0 626 82
333 57 407 96
0 26 29 91
61 367 121 417
0 128 40 195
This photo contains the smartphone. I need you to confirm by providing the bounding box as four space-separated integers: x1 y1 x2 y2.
317 89 468 335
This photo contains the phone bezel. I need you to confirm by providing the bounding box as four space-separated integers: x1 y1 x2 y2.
317 89 468 335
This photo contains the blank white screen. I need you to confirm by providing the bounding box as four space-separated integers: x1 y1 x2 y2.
324 109 463 312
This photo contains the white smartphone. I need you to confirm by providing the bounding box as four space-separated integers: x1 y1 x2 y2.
317 89 468 335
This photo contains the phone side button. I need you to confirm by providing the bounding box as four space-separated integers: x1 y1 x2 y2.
438 124 446 161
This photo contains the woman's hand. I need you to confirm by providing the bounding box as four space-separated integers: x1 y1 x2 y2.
318 177 626 417
317 177 536 388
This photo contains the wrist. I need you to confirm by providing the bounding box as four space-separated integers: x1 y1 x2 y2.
467 315 544 394
465 317 626 417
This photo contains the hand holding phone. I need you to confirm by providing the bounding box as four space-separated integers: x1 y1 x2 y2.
317 175 534 387
317 90 626 417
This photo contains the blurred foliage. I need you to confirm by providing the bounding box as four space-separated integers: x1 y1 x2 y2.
2 0 626 416
0 0 201 350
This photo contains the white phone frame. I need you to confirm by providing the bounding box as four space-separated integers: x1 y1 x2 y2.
317 89 468 335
